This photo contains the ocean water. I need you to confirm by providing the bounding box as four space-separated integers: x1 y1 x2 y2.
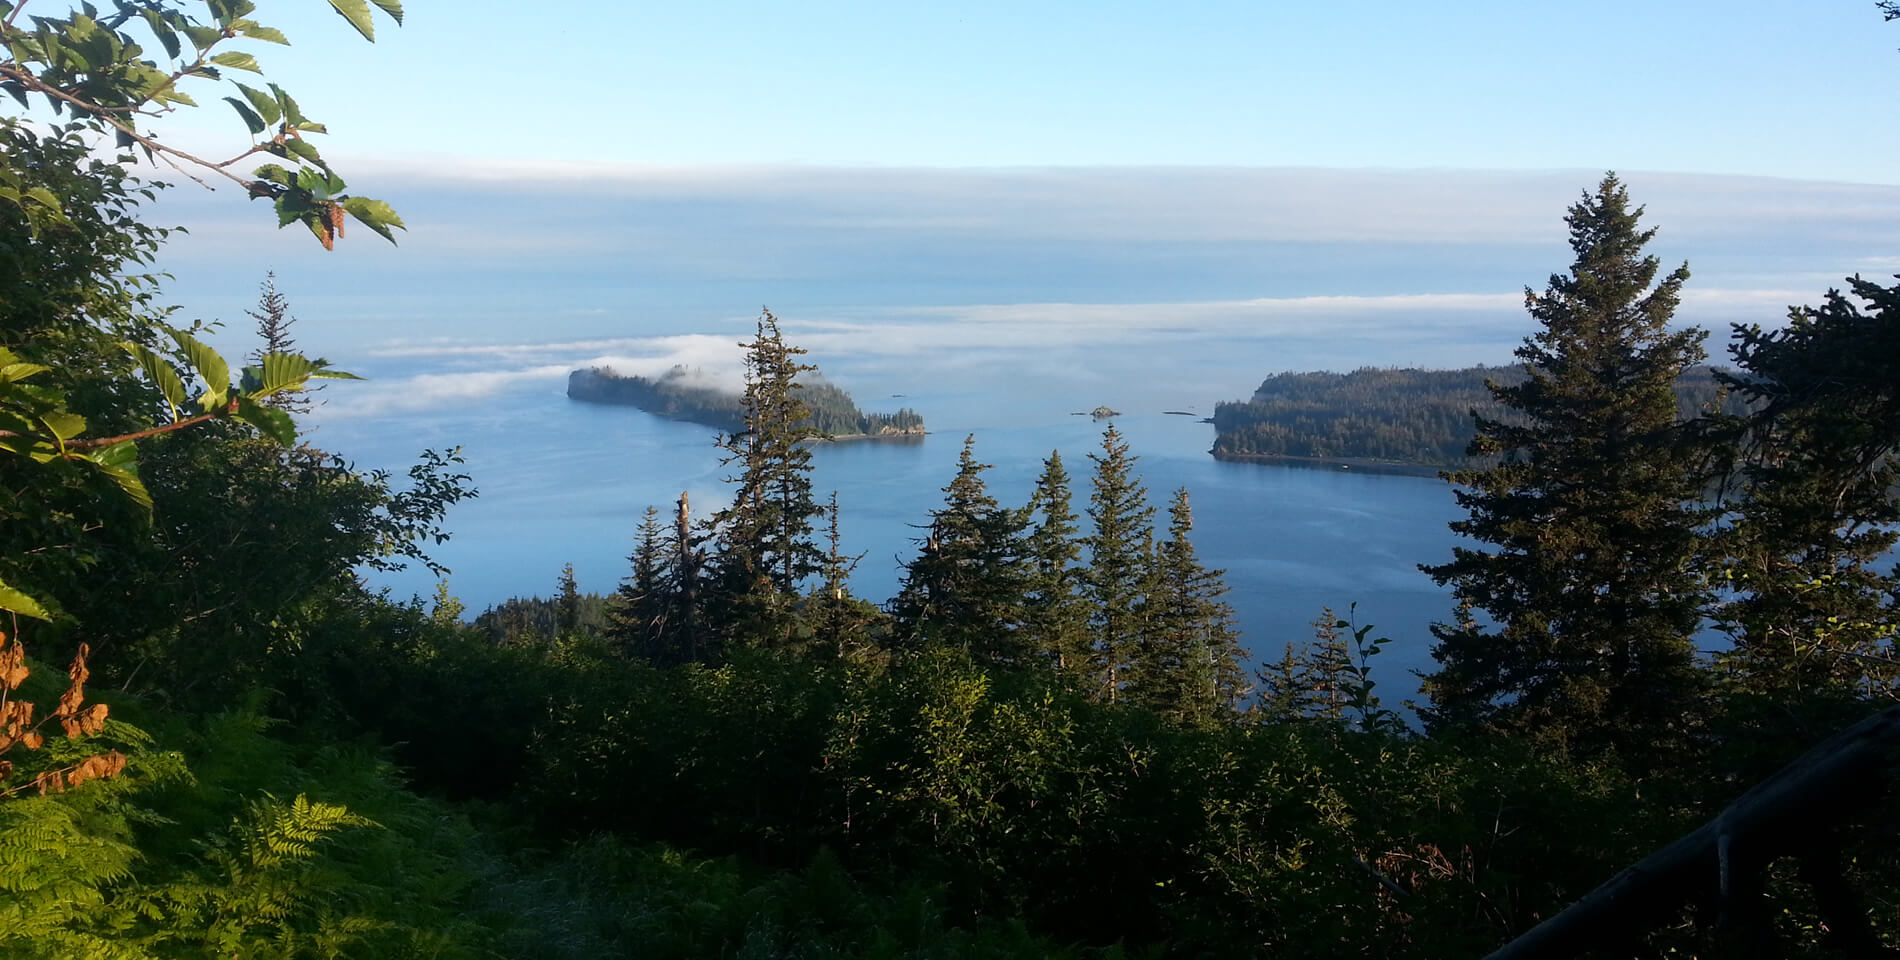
312 341 1467 703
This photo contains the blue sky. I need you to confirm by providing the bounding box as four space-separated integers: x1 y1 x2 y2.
148 1 1900 182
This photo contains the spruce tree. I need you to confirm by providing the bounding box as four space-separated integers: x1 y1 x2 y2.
246 272 313 414
1303 607 1357 723
1421 174 1711 761
1712 275 1900 697
1022 450 1092 680
1084 425 1154 703
706 309 826 651
608 506 676 661
1252 607 1353 724
555 563 582 635
1129 489 1246 725
811 492 879 660
891 435 1031 662
1254 643 1313 723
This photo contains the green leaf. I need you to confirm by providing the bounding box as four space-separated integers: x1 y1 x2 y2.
21 186 59 212
235 21 289 45
38 410 85 441
253 351 320 396
124 343 186 419
210 51 262 73
340 196 405 243
141 8 182 59
64 13 114 70
268 83 305 126
284 137 326 169
170 330 231 411
369 0 403 24
233 82 282 124
253 163 296 186
0 362 51 383
233 395 295 446
307 367 363 381
181 24 223 52
88 444 152 512
325 0 376 41
9 35 47 63
90 438 138 469
0 577 51 621
224 96 266 135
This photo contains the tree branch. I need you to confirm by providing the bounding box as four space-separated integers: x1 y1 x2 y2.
0 63 257 190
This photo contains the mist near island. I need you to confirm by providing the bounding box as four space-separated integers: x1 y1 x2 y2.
139 164 1900 697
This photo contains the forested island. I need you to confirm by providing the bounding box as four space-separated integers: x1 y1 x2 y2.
1210 364 1752 471
568 365 926 438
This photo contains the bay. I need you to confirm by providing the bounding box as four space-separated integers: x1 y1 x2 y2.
313 339 1467 704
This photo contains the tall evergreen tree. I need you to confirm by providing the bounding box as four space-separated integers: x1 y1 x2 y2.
1253 607 1355 724
1421 174 1711 761
1711 275 1900 697
1022 450 1092 680
1129 489 1246 725
891 436 1031 662
608 506 676 661
811 492 879 660
555 562 582 635
706 310 826 651
246 272 313 414
1084 425 1154 703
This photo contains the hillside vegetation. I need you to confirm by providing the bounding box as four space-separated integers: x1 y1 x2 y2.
1212 364 1753 469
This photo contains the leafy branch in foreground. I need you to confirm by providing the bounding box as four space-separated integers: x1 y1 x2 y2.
0 0 405 247
0 333 357 620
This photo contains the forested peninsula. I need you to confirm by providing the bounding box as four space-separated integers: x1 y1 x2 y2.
1210 364 1752 470
568 365 925 438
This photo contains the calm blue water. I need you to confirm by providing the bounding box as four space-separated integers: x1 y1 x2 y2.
313 346 1466 703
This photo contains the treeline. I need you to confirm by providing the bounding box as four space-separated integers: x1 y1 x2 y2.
568 364 746 431
591 314 1248 727
1210 363 1751 468
568 364 925 437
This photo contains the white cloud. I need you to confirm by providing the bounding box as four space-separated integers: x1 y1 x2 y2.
313 283 1817 420
317 363 573 419
317 334 757 420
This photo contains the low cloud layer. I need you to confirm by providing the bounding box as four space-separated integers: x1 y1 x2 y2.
143 163 1893 420
310 286 1826 421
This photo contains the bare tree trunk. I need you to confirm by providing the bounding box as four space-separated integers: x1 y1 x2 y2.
677 492 699 664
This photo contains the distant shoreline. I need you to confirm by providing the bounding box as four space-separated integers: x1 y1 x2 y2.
805 430 927 445
1208 450 1450 478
